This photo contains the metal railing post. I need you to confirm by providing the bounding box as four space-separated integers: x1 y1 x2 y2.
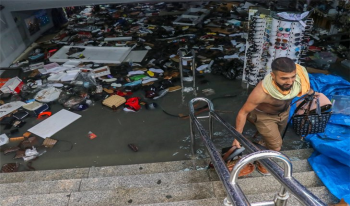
274 187 289 206
178 48 186 97
209 111 214 140
189 117 195 156
191 49 197 96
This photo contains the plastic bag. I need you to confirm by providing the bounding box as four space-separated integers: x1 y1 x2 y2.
25 146 39 157
63 96 85 108
75 72 97 88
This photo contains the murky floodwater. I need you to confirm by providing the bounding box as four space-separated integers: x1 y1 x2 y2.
0 75 310 171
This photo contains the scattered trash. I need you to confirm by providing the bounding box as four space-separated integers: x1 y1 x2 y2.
196 149 203 154
202 88 215 96
213 132 224 136
128 144 139 152
88 131 97 140
183 87 194 93
0 134 9 146
0 1 347 173
37 111 52 119
196 166 207 171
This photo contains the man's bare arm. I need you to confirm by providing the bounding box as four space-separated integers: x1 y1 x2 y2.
232 83 266 147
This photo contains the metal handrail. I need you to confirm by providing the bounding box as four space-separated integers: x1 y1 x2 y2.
227 151 293 206
189 97 326 206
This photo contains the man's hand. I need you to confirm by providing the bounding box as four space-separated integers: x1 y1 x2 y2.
232 139 241 148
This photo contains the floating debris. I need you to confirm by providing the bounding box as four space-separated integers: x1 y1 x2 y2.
196 166 207 170
213 132 224 136
196 149 203 154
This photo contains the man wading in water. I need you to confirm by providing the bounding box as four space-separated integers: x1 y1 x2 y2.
233 57 313 175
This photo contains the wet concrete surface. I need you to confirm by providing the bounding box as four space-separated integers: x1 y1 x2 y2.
0 74 310 171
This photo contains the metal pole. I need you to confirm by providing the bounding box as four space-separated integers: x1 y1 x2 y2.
209 112 213 140
191 49 196 96
178 49 185 98
274 186 289 206
189 117 195 156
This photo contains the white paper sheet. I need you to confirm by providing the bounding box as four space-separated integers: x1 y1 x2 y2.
46 66 68 74
60 71 79 81
0 101 26 118
123 50 148 63
28 109 81 138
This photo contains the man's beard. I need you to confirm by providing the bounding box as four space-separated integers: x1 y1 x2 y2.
275 80 293 91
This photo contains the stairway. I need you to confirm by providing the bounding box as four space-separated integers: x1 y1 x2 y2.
0 148 338 206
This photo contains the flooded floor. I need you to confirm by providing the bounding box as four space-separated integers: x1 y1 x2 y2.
0 74 310 171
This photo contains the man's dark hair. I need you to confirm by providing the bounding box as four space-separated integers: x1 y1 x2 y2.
271 57 296 73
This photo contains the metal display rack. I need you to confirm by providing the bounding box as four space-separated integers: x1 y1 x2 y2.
243 9 314 86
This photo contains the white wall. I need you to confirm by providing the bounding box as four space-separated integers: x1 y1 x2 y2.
0 8 53 67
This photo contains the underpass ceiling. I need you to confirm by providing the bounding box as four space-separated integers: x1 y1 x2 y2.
1 0 238 11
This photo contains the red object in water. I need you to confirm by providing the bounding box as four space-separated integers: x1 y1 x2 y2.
125 97 141 111
37 111 52 119
88 131 97 139
308 46 322 52
78 31 92 38
46 49 58 59
116 90 132 97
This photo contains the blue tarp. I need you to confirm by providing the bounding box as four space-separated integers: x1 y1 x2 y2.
289 74 350 203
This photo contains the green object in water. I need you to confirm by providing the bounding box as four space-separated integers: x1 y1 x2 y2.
130 74 147 81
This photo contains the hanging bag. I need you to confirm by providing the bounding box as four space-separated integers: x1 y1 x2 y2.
292 92 332 138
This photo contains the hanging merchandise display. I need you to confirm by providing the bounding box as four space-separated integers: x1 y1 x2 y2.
243 9 314 86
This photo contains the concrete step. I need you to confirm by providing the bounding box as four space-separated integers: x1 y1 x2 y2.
79 170 211 192
0 148 313 185
213 171 323 196
0 170 210 198
1 182 216 206
0 159 208 184
0 167 321 199
217 186 338 205
1 184 335 206
0 145 327 206
0 178 81 198
137 198 222 206
142 186 338 206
